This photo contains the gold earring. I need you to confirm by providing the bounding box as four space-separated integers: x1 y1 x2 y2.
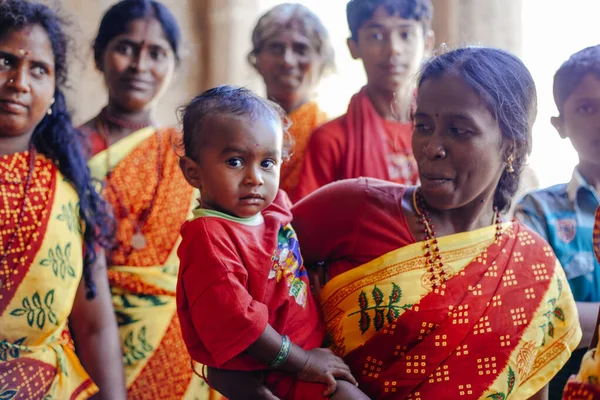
47 97 55 115
507 154 515 173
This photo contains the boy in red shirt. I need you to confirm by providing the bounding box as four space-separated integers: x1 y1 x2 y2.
176 85 368 399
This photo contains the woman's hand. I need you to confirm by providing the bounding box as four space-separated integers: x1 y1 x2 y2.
69 250 126 400
297 347 358 397
207 368 280 400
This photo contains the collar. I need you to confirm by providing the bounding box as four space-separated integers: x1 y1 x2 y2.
191 208 264 226
567 167 599 204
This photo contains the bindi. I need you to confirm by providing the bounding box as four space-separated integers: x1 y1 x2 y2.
18 49 31 59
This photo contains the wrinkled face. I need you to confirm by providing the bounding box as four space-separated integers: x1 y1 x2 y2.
348 6 431 93
552 73 600 168
412 73 507 211
100 17 175 112
0 24 55 139
180 115 283 218
254 23 321 109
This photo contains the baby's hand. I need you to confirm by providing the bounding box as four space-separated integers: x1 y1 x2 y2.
297 348 358 396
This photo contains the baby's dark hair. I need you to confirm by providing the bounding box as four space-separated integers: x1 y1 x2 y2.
93 0 181 70
347 0 433 40
0 0 115 299
553 45 600 116
179 85 293 159
418 47 537 213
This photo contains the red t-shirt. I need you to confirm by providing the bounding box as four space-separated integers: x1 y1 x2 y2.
176 191 324 370
292 178 416 278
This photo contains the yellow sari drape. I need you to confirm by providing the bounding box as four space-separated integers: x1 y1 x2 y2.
89 127 216 400
321 221 581 399
0 152 96 399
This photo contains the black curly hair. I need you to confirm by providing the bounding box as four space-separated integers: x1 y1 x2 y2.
418 47 538 212
0 0 115 299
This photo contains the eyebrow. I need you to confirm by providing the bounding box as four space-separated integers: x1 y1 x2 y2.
414 111 477 124
221 146 281 158
0 50 53 70
116 38 167 50
363 22 416 30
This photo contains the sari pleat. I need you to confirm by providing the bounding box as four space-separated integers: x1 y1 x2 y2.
88 127 214 399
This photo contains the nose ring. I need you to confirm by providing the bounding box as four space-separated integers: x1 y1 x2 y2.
8 79 14 84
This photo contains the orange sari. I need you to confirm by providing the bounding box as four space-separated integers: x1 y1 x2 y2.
88 127 215 399
279 102 326 202
321 221 581 399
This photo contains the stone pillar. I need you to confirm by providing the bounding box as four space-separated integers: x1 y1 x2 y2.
431 0 523 55
198 0 261 90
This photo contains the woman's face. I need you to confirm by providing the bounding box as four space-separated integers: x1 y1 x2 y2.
101 17 175 113
0 24 55 139
412 73 507 211
254 23 321 110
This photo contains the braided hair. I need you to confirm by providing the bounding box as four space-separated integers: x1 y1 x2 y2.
0 0 115 299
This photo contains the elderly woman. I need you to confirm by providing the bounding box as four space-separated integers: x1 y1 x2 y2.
210 47 581 400
0 1 125 399
248 3 334 202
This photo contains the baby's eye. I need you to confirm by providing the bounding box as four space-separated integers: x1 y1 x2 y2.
226 158 243 168
261 159 275 169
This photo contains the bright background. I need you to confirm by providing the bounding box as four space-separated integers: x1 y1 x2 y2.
258 0 600 189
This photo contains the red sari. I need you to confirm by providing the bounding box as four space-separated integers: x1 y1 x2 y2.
293 178 581 399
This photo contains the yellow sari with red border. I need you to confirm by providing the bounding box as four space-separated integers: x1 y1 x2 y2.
321 221 581 399
0 151 96 399
88 127 216 400
563 207 600 400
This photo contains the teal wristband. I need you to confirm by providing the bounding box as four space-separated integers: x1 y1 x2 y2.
269 335 291 369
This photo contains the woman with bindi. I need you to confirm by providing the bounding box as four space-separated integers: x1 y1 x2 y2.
80 1 216 399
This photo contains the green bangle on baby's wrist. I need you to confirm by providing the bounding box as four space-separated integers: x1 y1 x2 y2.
269 334 291 369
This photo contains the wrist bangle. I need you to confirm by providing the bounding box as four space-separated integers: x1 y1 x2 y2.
269 335 291 369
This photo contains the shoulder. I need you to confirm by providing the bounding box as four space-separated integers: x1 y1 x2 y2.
309 115 347 143
517 184 569 213
293 177 406 216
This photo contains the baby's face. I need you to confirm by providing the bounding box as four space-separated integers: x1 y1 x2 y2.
191 115 283 218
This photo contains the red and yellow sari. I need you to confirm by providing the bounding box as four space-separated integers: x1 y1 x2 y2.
88 127 215 399
563 207 600 400
280 102 327 202
0 151 97 399
321 220 581 399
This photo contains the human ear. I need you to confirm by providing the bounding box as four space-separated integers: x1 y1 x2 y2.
179 156 203 189
550 116 567 139
347 37 360 60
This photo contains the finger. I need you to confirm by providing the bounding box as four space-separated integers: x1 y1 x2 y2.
322 374 338 397
332 368 358 386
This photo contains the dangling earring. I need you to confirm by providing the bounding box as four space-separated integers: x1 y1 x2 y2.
47 97 55 115
507 153 515 173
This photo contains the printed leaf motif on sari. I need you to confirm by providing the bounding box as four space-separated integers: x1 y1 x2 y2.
40 244 75 280
56 202 81 234
352 283 412 335
0 385 17 400
486 366 516 400
9 290 58 329
0 337 26 361
539 286 566 346
123 326 154 366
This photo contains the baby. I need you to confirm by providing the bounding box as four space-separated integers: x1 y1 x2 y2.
176 85 368 399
